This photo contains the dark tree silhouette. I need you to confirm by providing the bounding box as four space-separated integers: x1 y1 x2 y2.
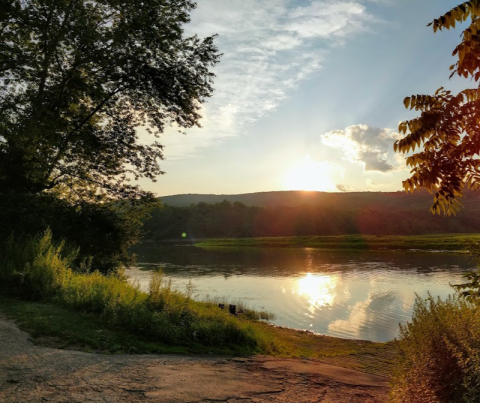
0 0 220 201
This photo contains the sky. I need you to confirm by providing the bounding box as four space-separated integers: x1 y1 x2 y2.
139 0 471 196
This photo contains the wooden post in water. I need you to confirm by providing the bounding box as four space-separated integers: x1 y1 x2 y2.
229 304 236 315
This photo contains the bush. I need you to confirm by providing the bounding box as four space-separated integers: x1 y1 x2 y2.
390 295 480 403
0 230 77 299
0 191 157 273
0 231 258 349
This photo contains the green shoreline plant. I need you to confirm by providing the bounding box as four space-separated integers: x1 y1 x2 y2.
0 230 259 349
390 294 480 403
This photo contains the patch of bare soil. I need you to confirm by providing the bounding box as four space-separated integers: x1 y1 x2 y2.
0 319 389 402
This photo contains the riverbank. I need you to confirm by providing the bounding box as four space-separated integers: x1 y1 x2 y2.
0 296 395 377
0 316 390 402
195 234 480 252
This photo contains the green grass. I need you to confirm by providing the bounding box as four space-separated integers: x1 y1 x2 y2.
0 295 395 376
0 296 258 355
196 234 480 252
0 230 396 377
0 231 260 352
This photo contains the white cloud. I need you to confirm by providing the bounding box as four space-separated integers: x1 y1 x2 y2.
286 2 370 39
160 1 378 159
321 124 404 172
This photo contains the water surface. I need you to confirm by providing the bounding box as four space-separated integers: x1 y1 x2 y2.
128 245 476 342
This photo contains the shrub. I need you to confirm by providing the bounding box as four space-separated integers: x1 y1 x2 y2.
0 230 77 299
0 231 258 349
390 295 480 403
0 192 157 273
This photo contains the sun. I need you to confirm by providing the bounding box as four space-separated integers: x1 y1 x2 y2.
282 155 337 192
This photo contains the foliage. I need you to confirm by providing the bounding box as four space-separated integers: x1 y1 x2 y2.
0 0 219 201
452 240 480 302
453 270 480 301
141 198 480 240
0 229 78 299
0 230 258 348
394 1 480 215
0 191 158 272
390 295 480 403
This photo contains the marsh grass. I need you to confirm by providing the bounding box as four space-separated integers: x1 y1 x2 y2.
390 295 480 403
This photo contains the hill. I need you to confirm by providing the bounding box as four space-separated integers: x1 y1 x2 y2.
159 190 480 211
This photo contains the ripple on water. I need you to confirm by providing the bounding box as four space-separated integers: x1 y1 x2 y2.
128 247 476 342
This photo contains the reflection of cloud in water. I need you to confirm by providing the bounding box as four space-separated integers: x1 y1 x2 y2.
328 291 402 341
400 292 416 313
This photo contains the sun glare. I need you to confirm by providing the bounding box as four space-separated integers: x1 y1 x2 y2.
297 273 337 311
282 155 337 191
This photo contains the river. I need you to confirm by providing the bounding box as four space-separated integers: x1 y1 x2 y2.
128 244 476 342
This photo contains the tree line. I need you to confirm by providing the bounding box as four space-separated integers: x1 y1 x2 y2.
142 199 480 240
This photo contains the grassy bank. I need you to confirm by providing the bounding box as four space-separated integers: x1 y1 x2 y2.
0 230 394 376
0 296 395 377
0 231 262 353
196 234 480 252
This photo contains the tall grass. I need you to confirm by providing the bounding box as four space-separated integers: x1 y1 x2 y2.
0 230 258 349
390 295 480 403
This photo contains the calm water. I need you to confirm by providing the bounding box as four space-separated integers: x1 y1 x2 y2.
128 245 476 342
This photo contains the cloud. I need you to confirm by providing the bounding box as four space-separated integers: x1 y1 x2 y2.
321 124 404 172
286 2 371 39
336 184 347 192
159 1 378 159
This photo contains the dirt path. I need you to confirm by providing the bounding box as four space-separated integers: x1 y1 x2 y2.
0 319 390 402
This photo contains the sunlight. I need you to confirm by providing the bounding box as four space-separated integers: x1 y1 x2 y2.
296 273 337 311
282 155 337 191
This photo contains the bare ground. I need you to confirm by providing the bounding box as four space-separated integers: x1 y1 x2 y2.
0 319 390 402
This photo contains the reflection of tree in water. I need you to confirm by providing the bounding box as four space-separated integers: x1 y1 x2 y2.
133 245 474 278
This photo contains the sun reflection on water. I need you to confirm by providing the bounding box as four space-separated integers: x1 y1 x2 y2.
296 273 337 312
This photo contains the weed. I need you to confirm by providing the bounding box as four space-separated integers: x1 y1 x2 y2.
390 295 480 403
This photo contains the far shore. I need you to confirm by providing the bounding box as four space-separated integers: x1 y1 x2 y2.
140 233 480 253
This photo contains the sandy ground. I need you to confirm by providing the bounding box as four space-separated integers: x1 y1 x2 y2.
0 319 390 402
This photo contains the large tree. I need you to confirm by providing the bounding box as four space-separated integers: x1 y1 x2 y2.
0 0 219 201
395 1 480 215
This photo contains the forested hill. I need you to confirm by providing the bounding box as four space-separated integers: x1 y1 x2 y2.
142 190 480 240
160 190 480 211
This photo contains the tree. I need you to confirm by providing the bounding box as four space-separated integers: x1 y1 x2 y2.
394 1 480 215
0 0 220 201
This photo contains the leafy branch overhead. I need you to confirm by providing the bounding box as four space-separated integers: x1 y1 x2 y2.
0 0 220 201
394 1 480 215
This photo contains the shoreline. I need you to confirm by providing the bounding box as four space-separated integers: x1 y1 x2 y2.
0 296 395 378
0 316 390 402
137 234 480 253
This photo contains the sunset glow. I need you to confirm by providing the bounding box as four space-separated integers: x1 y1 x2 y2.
282 155 337 192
